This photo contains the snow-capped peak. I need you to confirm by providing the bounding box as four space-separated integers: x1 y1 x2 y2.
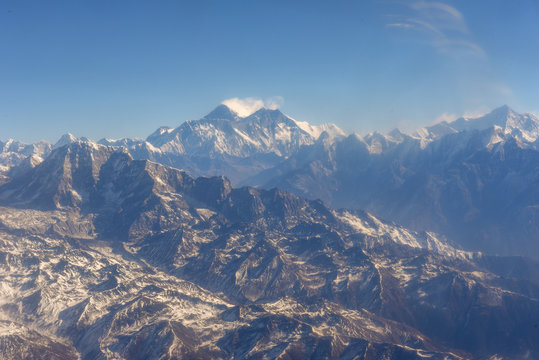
203 104 242 121
220 98 266 118
412 106 539 149
289 117 346 139
53 133 78 149
449 105 539 143
154 126 175 135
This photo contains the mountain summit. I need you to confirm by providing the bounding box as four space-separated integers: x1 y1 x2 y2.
203 104 242 121
97 104 345 183
1 104 537 259
416 106 539 145
253 106 539 258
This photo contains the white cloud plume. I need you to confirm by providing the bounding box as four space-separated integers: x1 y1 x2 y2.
411 1 464 25
432 108 490 125
221 97 264 117
433 112 458 124
462 108 489 119
221 96 284 117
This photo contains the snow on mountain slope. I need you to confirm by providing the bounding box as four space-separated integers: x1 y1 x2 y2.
53 133 78 149
289 117 347 139
0 211 238 359
3 104 538 261
451 105 539 137
96 104 346 183
415 105 539 148
0 217 471 359
337 210 471 259
142 105 345 157
0 145 478 359
255 106 539 259
102 104 345 159
0 139 51 184
1 142 539 358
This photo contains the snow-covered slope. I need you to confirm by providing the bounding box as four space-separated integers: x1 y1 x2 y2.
0 139 51 184
255 106 539 258
415 105 539 147
143 104 345 157
1 142 539 359
99 104 346 183
3 105 538 261
1 104 346 187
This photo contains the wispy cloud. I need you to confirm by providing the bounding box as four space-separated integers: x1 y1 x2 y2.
387 1 485 57
264 96 285 110
433 112 459 124
221 96 284 117
462 108 489 119
432 107 490 125
387 23 414 29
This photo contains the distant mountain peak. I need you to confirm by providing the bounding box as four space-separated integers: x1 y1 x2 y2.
203 104 288 122
53 133 78 149
219 98 269 118
450 106 538 139
451 105 517 129
145 126 176 145
490 104 514 115
387 128 406 141
153 126 175 135
204 104 242 121
413 106 539 147
245 107 288 121
0 141 119 209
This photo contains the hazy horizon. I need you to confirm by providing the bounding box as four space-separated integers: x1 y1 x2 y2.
0 100 527 144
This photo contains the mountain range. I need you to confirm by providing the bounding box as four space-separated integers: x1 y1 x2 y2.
1 141 539 359
252 105 539 258
99 105 345 184
2 104 538 259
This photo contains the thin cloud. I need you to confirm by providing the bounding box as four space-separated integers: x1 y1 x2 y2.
463 109 489 119
433 112 458 124
264 96 285 110
434 38 486 57
387 23 414 29
432 108 490 125
387 1 485 57
411 1 464 23
491 83 513 97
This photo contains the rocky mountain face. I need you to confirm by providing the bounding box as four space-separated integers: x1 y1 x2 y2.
0 105 344 187
1 142 539 359
0 139 51 185
98 105 345 184
2 105 538 260
254 106 539 258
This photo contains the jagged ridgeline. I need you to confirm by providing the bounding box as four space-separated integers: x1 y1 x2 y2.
252 105 539 258
1 141 539 359
99 105 346 184
2 104 538 259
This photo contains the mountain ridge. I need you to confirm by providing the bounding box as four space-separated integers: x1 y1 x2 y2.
2 104 538 259
1 141 539 358
254 107 539 258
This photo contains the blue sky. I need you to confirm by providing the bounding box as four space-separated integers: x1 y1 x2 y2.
1 0 539 143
